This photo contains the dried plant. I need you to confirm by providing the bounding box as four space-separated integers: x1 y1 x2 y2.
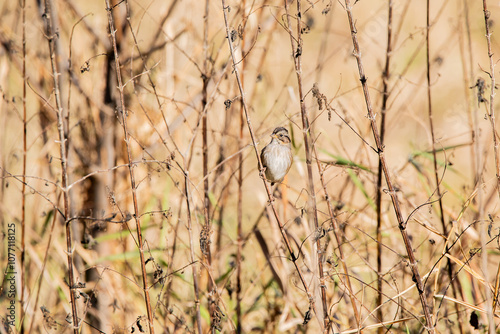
1 1 500 333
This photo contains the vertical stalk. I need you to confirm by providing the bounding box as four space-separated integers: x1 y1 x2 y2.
28 194 61 334
201 0 215 331
236 102 244 334
221 0 318 324
481 1 496 331
311 84 361 331
236 1 246 332
461 0 478 184
311 126 360 331
104 1 155 332
461 8 483 297
342 1 435 332
42 0 79 331
20 0 27 331
426 4 463 331
283 0 328 330
493 263 500 313
482 1 500 197
426 0 446 233
376 2 392 331
185 173 203 334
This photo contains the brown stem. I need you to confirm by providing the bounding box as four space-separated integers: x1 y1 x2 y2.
122 1 178 158
185 172 203 334
376 2 393 331
481 1 496 331
221 0 318 322
460 0 478 185
426 0 446 236
310 83 363 331
426 2 463 332
28 193 61 333
104 1 155 332
236 1 246 332
457 1 479 325
312 138 360 333
482 1 500 198
201 0 216 331
342 1 435 332
493 262 500 313
236 116 244 334
164 194 182 310
42 0 79 331
20 0 27 331
283 0 330 331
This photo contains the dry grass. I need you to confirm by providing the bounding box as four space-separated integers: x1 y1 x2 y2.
1 0 500 333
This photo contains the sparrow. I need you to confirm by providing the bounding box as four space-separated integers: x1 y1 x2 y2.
260 127 293 186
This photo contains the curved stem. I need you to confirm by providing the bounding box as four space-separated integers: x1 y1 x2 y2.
104 1 155 332
20 0 27 331
42 0 79 331
282 1 334 331
376 2 392 331
342 1 435 332
221 0 318 322
481 1 496 331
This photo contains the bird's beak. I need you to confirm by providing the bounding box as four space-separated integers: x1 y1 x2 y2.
271 134 278 139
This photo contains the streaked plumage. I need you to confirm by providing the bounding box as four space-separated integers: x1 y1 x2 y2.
260 127 293 185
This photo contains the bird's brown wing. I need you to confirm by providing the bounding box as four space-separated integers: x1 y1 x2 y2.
260 147 268 169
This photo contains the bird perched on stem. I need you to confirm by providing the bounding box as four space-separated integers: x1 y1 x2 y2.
260 127 293 186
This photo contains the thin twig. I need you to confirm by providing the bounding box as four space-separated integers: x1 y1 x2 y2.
342 1 435 332
184 172 203 334
313 89 362 332
220 0 318 323
426 2 463 332
42 0 79 331
20 0 27 331
28 193 62 334
493 263 500 313
483 1 500 198
201 0 216 331
460 0 478 185
283 1 332 331
318 166 358 328
426 0 447 246
481 1 496 331
122 1 180 157
104 0 155 332
375 2 392 331
236 1 246 332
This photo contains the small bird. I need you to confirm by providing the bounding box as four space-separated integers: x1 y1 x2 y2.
260 127 293 186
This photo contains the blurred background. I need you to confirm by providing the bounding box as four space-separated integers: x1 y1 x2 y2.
1 0 500 332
